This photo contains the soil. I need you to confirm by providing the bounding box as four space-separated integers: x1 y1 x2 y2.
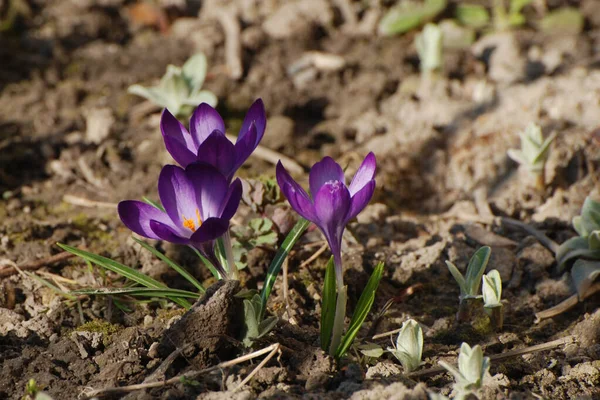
1 1 600 399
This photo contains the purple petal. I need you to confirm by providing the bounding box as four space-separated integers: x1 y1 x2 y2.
237 99 266 146
158 165 198 235
118 200 173 240
313 181 351 260
195 130 236 178
185 163 228 220
149 220 190 244
231 122 258 176
309 157 345 197
190 103 226 148
348 152 377 196
190 217 229 244
220 178 243 220
346 180 375 222
161 110 198 167
276 161 316 221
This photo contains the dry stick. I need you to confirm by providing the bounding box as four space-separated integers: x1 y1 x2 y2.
81 343 281 399
299 243 328 268
282 258 296 325
408 335 577 379
0 252 75 278
535 282 600 322
215 8 242 80
225 134 304 175
62 194 118 209
232 343 281 392
500 217 560 254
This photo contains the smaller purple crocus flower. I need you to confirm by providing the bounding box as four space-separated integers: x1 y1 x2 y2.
160 99 266 181
276 153 376 289
118 163 242 278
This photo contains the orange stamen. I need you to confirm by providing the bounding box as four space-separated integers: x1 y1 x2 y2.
182 209 202 232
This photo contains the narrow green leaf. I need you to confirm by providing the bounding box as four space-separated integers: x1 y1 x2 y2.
556 236 598 269
571 259 600 300
335 262 385 358
259 218 310 319
445 260 467 294
190 247 221 279
320 257 336 351
142 197 165 212
465 246 491 296
57 243 191 309
133 237 205 293
71 287 201 298
455 4 490 28
25 272 76 300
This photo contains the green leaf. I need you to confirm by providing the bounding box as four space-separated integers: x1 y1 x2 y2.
456 4 490 28
358 343 385 358
335 262 385 358
465 246 491 297
142 197 165 212
415 23 443 72
259 218 311 319
242 297 260 347
25 272 76 301
132 237 205 293
320 256 336 351
190 247 221 279
589 231 600 250
182 53 208 95
378 0 447 36
445 260 467 294
556 236 599 269
581 197 600 235
127 85 170 109
573 216 587 237
481 269 502 307
71 287 201 298
57 243 191 309
571 259 600 300
257 316 278 338
539 7 584 35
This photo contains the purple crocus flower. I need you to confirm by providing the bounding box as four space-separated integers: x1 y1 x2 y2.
118 163 242 277
160 99 266 181
276 153 376 288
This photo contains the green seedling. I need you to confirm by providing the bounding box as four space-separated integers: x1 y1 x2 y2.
540 7 583 35
493 0 532 31
482 270 503 330
556 196 600 269
240 293 278 347
128 53 217 117
378 0 447 36
455 4 490 29
571 259 600 301
415 23 443 73
446 246 491 322
357 342 385 364
439 343 491 397
507 123 556 189
387 319 424 373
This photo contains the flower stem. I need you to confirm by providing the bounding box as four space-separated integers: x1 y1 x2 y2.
329 253 346 356
222 231 238 280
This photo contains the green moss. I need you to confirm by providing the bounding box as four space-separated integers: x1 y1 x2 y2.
75 319 121 345
156 308 186 322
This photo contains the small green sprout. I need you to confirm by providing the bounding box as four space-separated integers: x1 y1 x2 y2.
128 53 217 118
446 246 491 321
378 0 447 36
482 269 503 330
240 293 278 347
507 123 556 188
415 23 443 73
439 343 491 396
493 0 531 31
556 196 600 268
23 379 54 400
387 319 424 373
455 4 490 29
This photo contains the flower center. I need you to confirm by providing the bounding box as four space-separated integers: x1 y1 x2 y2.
325 180 343 193
182 209 202 232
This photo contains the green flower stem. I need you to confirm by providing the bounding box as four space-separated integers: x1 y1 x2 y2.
329 254 347 356
222 231 238 280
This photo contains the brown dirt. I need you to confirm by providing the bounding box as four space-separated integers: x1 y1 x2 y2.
1 1 600 399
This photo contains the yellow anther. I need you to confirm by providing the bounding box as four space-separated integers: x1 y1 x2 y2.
182 209 202 232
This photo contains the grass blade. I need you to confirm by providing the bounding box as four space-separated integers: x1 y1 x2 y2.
58 243 191 309
259 218 310 319
71 287 201 298
25 271 76 300
190 246 221 279
320 257 336 351
335 262 384 358
142 197 166 212
133 237 205 293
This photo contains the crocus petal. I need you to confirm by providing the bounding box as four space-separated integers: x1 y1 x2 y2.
185 163 228 220
237 99 266 146
190 103 226 148
219 178 243 220
195 130 236 178
161 110 198 167
190 217 230 243
118 200 172 240
149 220 190 244
313 181 351 258
346 180 375 223
348 152 377 196
276 161 316 221
158 165 198 233
231 122 258 176
309 157 345 197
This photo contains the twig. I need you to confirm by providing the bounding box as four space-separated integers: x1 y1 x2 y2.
500 217 560 254
535 282 600 322
299 243 328 268
371 326 404 341
81 343 281 398
282 258 297 325
63 194 117 209
408 335 577 379
225 134 304 174
232 343 281 392
215 7 242 80
0 252 75 278
77 158 106 189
